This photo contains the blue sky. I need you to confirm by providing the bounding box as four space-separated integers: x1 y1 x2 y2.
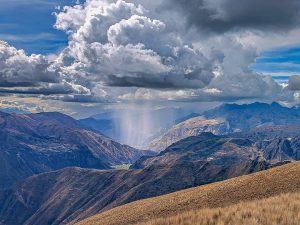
252 46 300 82
0 0 78 54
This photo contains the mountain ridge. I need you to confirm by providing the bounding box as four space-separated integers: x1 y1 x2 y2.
0 111 151 190
149 102 300 151
76 161 300 225
1 129 296 225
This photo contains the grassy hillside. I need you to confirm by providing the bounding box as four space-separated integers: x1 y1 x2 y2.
142 192 300 225
76 162 300 225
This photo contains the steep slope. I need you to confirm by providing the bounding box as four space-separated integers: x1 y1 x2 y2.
141 192 300 225
77 162 300 225
135 132 296 170
231 125 300 162
0 111 149 190
149 102 300 152
0 159 267 225
149 117 229 152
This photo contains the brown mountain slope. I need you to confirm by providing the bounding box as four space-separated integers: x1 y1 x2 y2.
0 132 277 225
148 117 229 152
0 159 266 225
149 102 300 152
141 192 300 225
77 162 300 225
0 111 150 190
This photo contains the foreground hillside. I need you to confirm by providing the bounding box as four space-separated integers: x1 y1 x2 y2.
77 162 300 225
0 111 149 190
141 192 300 225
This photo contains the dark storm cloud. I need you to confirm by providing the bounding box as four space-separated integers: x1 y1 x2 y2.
0 87 72 95
0 82 90 96
288 75 300 91
0 81 38 88
105 71 214 89
166 0 300 33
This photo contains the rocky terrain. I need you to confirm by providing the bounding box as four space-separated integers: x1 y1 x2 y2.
149 102 300 151
137 131 298 170
0 111 151 190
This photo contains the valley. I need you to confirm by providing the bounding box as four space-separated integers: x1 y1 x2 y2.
0 102 300 225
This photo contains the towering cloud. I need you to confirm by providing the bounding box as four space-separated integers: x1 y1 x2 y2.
0 0 298 104
54 0 216 90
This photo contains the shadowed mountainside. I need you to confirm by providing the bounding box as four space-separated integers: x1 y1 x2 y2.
0 159 268 225
1 110 300 225
0 111 151 190
134 132 298 170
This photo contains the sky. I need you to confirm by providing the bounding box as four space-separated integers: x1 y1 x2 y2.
0 0 72 54
1 0 300 117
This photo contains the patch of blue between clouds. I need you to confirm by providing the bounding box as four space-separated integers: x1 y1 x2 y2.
0 0 83 54
251 45 300 83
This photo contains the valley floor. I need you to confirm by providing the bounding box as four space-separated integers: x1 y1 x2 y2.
141 192 300 225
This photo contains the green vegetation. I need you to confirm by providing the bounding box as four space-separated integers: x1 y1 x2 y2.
111 164 132 170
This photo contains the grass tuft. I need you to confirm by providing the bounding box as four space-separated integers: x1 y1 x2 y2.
141 192 300 225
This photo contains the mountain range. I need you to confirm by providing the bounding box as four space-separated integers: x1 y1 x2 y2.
1 102 300 225
0 111 152 190
0 129 297 225
149 102 300 151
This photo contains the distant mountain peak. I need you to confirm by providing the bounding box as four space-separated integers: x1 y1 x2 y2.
149 102 300 152
219 102 283 110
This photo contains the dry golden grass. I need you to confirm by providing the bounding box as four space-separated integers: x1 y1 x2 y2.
76 162 300 225
141 192 300 225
